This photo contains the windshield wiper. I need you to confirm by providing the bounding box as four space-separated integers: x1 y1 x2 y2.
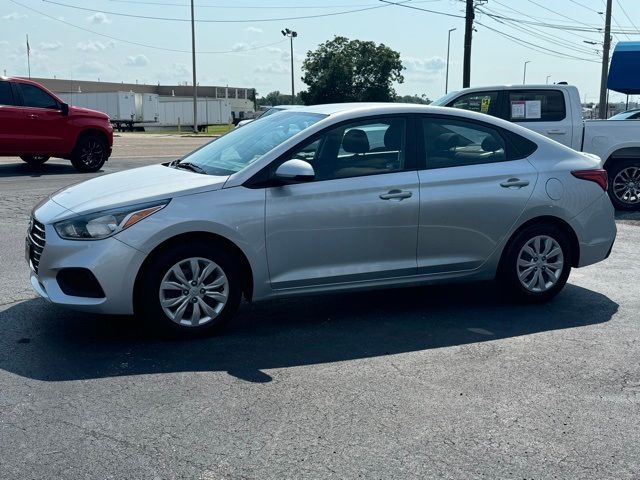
174 162 207 174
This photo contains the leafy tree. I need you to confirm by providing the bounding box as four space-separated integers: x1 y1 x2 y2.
395 94 431 105
256 90 304 107
300 36 404 105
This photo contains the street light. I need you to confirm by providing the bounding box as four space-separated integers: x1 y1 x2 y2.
445 28 456 94
546 75 552 84
281 28 298 105
523 60 531 85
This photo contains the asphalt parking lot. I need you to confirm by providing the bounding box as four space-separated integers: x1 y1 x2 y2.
1 134 639 479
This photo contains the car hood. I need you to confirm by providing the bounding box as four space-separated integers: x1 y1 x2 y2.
51 164 228 214
69 105 110 121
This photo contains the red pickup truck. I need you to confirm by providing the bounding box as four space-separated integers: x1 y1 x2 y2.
0 77 113 172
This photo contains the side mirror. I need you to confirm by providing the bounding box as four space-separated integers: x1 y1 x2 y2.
60 102 69 116
275 159 315 184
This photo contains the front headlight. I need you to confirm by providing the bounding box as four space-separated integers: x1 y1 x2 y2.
54 200 169 240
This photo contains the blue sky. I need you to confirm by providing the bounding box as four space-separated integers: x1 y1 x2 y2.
1 0 639 103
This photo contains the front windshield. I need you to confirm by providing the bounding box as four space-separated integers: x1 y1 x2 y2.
178 111 325 175
431 91 460 106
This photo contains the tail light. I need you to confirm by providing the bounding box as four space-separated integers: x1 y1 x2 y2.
571 169 608 191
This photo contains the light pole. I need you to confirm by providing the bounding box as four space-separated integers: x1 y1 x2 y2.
445 28 456 94
190 0 198 132
546 75 551 84
281 28 298 105
523 60 531 85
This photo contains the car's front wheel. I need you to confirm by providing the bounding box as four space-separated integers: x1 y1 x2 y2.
500 224 572 303
137 241 242 336
20 155 50 166
70 134 108 172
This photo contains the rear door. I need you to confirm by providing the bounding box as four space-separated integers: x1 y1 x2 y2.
416 115 538 274
0 81 24 154
15 82 68 154
505 89 573 147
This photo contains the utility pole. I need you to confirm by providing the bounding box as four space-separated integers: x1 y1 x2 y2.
281 28 298 104
462 0 474 88
190 0 198 132
598 0 612 119
523 61 531 85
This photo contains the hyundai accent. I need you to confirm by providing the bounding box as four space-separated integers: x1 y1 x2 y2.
27 103 616 335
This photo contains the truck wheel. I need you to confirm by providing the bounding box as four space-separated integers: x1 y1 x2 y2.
608 159 640 210
71 134 108 173
20 155 50 166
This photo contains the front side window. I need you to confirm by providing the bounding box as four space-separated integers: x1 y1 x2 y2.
508 90 566 121
421 117 506 169
19 84 59 109
448 91 499 116
0 82 16 106
283 117 407 181
178 111 325 175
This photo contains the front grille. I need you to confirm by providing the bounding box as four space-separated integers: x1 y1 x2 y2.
28 218 46 274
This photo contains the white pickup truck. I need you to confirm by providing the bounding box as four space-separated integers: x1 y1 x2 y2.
433 84 640 210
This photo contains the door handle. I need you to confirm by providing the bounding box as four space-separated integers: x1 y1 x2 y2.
547 129 566 135
27 114 38 119
500 178 530 188
379 189 412 200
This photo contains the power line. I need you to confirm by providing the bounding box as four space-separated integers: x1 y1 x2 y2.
8 0 286 54
616 0 640 34
103 0 388 8
378 0 465 19
603 0 630 40
567 0 602 14
475 20 601 63
42 0 391 22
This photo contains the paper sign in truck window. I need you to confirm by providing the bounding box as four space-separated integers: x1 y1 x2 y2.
525 100 542 119
511 101 526 119
480 96 491 114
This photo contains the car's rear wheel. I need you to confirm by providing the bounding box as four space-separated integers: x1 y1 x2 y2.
137 241 242 336
20 155 50 166
608 159 640 210
500 224 572 303
70 134 108 172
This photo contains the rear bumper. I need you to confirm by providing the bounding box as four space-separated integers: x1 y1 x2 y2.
569 193 617 267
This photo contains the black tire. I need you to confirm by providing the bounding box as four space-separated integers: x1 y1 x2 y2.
499 224 572 303
137 241 242 336
607 159 640 211
70 134 108 173
20 155 50 166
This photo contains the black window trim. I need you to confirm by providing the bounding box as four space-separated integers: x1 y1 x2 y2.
244 113 418 188
0 80 18 107
415 113 538 171
504 88 567 123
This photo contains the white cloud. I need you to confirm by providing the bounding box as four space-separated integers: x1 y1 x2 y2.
125 54 149 67
254 62 289 75
403 56 447 74
38 41 63 51
245 26 263 34
86 12 111 24
267 47 283 54
75 61 108 75
2 12 27 20
76 40 116 52
232 43 250 52
0 40 9 48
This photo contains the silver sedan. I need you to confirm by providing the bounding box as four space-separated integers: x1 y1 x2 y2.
27 103 616 335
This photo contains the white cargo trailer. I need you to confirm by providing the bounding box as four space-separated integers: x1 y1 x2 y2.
135 93 159 123
58 91 137 128
147 96 232 130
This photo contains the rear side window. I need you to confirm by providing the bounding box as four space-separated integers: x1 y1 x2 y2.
19 83 59 109
508 90 566 122
420 116 538 169
448 91 499 117
0 81 15 106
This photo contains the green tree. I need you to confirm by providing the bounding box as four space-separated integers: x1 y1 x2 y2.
300 36 404 105
395 94 431 105
256 90 304 107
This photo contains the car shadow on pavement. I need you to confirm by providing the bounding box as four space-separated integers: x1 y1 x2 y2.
0 282 618 383
0 162 90 177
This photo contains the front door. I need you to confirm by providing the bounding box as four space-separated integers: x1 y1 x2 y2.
16 82 68 154
265 116 420 289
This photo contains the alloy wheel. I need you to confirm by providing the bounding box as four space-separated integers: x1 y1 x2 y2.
80 140 105 168
612 166 640 206
516 235 564 293
159 257 229 327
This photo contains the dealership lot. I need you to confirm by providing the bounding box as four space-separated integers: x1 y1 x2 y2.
1 135 639 478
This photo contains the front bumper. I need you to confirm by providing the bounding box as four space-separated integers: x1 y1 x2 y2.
27 221 146 315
